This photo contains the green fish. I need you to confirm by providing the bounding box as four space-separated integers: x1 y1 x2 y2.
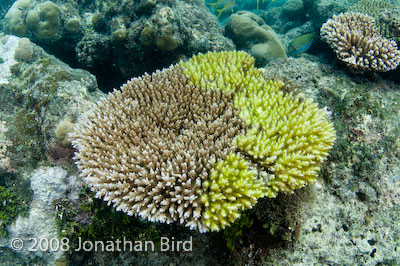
288 33 316 57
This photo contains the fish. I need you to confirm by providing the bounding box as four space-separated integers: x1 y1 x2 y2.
208 0 231 10
257 0 275 10
287 32 316 56
216 1 237 17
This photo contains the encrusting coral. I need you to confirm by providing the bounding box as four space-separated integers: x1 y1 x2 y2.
320 12 400 72
71 51 336 232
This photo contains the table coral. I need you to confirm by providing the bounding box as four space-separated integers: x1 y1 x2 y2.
71 51 335 232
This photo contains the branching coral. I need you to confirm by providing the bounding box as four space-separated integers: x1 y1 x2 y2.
320 12 400 72
72 51 335 232
201 153 267 231
234 78 335 196
349 0 393 20
379 8 400 44
179 51 335 230
71 65 246 232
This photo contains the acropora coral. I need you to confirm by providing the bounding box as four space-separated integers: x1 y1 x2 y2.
71 51 335 232
321 12 400 72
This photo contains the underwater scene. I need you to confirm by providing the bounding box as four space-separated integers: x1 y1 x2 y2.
0 0 400 265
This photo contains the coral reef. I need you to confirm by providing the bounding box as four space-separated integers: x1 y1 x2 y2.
26 1 61 40
321 12 400 72
236 0 312 36
0 30 399 264
234 80 335 196
72 51 335 232
182 51 336 195
0 34 104 265
2 0 234 90
282 0 305 18
3 0 35 37
1 0 399 263
246 54 400 266
54 119 74 147
310 0 357 29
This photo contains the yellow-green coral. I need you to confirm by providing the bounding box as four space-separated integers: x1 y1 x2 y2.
201 153 267 231
178 50 255 92
234 76 335 196
180 51 335 231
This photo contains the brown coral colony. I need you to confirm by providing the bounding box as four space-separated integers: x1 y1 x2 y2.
71 66 246 231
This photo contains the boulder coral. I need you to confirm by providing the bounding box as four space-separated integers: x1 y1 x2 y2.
3 0 34 36
26 1 60 40
225 11 287 66
3 0 63 41
71 51 335 232
14 37 33 61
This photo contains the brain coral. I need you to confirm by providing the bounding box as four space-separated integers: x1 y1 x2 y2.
71 51 336 232
320 12 400 72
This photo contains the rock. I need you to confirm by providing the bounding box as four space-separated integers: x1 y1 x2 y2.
0 36 18 84
0 34 103 171
3 167 80 265
0 34 102 265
